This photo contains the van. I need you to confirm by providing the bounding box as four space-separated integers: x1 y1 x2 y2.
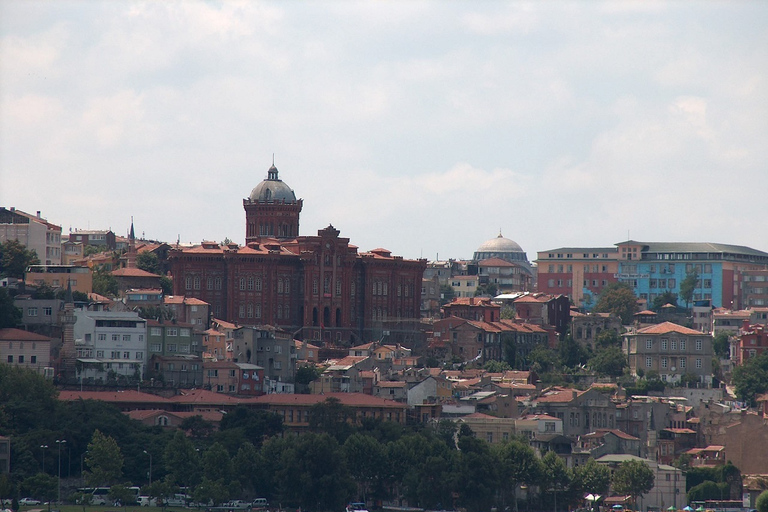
251 498 269 510
138 496 157 507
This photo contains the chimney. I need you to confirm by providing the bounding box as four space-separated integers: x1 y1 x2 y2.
37 211 41 218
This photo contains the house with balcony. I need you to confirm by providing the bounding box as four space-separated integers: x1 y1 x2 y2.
73 310 147 383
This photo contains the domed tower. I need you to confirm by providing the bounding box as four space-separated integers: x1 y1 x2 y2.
473 232 530 265
243 162 303 243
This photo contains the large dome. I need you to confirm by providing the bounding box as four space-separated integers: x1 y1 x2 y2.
473 233 529 265
249 164 297 202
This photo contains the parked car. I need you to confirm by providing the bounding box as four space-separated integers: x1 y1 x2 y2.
138 496 157 507
225 501 250 510
20 498 42 506
251 498 269 510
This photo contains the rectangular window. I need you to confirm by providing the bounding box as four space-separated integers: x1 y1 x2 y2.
680 340 686 350
646 356 652 368
6 355 12 363
122 335 131 341
661 339 668 350
679 357 686 368
18 355 24 363
112 334 119 341
151 327 161 336
661 357 668 368
180 328 190 337
646 339 653 349
30 355 36 364
696 358 702 368
167 344 177 352
28 307 38 316
98 333 106 341
696 339 702 350
208 369 218 377
167 328 178 336
671 340 677 350
123 351 130 359
136 352 143 359
43 307 52 316
179 344 190 354
274 361 282 369
150 343 161 352
96 350 104 357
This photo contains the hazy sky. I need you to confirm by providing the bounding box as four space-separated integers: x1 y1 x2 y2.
1 1 766 262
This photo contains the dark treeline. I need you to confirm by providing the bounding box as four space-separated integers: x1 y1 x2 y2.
0 364 612 512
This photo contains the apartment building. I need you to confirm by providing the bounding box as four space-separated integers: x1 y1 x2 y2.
623 321 714 385
535 247 619 309
0 328 52 374
25 265 92 294
0 207 61 265
73 310 147 381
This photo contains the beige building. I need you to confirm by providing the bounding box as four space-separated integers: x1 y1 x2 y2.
0 207 61 265
450 275 479 298
0 328 52 375
458 412 517 444
596 454 685 511
25 265 92 294
623 321 714 385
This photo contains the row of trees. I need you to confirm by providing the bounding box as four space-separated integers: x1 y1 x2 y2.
1 364 663 512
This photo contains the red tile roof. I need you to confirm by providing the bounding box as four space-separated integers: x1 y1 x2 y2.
636 321 702 335
59 390 170 404
253 392 405 408
112 267 161 278
0 328 52 342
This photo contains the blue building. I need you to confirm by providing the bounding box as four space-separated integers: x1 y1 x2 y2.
615 241 768 310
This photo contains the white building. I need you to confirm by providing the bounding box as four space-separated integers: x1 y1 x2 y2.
73 310 147 381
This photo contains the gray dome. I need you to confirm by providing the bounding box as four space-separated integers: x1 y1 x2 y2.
473 233 530 266
476 234 523 253
249 165 297 202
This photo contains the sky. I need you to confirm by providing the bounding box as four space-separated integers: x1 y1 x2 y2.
1 1 767 262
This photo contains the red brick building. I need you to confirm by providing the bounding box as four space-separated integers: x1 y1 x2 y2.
734 321 768 366
169 163 425 346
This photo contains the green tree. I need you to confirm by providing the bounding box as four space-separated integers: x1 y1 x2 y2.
542 451 571 512
573 458 611 497
595 329 620 349
83 245 104 257
109 484 135 506
309 397 354 442
713 331 731 359
202 442 232 482
589 346 628 377
756 489 768 512
679 271 699 309
483 360 512 373
594 283 638 324
143 479 172 509
85 429 124 486
495 440 542 512
159 276 173 295
193 477 228 507
232 442 262 497
136 251 161 275
474 283 498 297
652 291 678 310
0 288 21 328
20 473 56 504
0 239 40 278
732 352 768 406
559 335 589 369
440 285 455 305
31 283 56 299
295 365 322 393
92 266 118 297
343 433 387 502
611 459 654 508
0 364 59 433
164 431 201 489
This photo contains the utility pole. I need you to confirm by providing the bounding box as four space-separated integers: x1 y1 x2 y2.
56 439 66 503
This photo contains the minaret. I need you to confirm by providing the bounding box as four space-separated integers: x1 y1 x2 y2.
125 217 137 268
58 281 78 379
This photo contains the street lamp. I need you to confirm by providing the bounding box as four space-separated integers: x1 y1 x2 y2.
56 439 66 503
143 450 152 486
40 445 48 473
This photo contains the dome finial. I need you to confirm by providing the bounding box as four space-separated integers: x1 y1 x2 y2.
498 229 503 238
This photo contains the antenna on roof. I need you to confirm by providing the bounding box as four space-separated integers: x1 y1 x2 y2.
272 153 275 166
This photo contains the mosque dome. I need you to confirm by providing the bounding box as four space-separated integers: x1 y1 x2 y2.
473 233 529 265
249 164 297 203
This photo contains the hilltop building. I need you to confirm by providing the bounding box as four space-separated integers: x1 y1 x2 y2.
0 207 62 265
169 162 425 346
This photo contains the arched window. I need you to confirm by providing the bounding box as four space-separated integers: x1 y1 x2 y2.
277 279 284 294
193 276 200 290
